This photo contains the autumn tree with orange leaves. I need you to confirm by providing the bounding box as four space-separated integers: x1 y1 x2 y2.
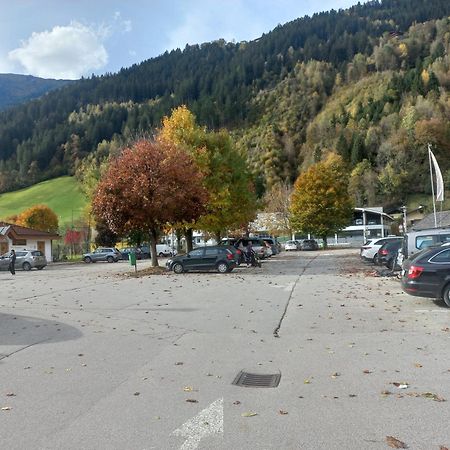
92 139 208 267
14 204 59 233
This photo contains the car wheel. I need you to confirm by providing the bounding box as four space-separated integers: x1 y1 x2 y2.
84 256 92 263
373 254 379 264
172 262 184 274
217 262 228 273
107 256 114 263
22 262 31 271
442 284 450 307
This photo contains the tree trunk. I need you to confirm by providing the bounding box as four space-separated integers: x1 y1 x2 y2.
185 228 194 252
322 235 328 249
215 231 222 245
176 229 183 253
149 228 160 267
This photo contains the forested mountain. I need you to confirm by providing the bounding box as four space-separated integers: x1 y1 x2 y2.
1 0 450 208
0 74 70 111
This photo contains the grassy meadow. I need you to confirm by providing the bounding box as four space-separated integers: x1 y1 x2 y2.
0 176 88 228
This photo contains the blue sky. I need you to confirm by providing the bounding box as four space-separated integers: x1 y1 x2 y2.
0 0 360 80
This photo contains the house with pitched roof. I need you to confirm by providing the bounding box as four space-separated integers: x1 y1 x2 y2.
0 222 59 261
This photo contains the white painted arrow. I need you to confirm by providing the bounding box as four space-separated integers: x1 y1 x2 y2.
173 398 223 450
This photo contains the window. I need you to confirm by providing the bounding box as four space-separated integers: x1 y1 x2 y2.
440 234 450 244
430 249 450 263
31 251 43 256
189 249 203 257
205 248 218 256
12 238 26 246
416 235 439 250
15 252 27 257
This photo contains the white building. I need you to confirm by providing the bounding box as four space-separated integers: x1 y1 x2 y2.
0 222 59 261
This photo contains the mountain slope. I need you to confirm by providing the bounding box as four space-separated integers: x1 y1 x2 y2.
0 0 449 206
0 73 71 111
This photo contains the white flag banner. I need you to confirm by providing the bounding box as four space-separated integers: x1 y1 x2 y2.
429 147 444 202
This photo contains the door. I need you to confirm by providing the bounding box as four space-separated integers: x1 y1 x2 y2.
0 242 8 256
37 241 46 256
184 248 204 270
203 247 219 270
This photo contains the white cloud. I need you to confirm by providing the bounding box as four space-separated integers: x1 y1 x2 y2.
8 21 108 79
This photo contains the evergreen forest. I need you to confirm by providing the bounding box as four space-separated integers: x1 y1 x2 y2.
1 0 450 209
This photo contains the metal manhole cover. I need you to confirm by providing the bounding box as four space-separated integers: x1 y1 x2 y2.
232 370 281 388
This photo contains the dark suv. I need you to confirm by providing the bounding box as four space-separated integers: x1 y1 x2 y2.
166 246 237 273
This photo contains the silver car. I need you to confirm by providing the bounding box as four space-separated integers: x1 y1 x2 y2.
0 250 47 271
82 247 122 263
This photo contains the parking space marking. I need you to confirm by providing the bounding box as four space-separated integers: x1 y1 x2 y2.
173 398 223 450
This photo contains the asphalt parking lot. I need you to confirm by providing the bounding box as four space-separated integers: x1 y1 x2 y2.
1 250 449 450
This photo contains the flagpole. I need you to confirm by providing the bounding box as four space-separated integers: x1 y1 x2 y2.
428 144 437 228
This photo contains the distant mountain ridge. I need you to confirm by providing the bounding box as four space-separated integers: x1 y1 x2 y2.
0 73 71 110
0 0 450 208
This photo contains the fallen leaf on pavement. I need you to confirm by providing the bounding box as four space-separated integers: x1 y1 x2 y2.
241 412 257 417
279 410 288 415
331 372 341 378
386 436 408 448
392 382 409 389
185 399 198 403
175 362 184 365
5 393 16 397
1 407 11 411
439 446 449 450
414 363 422 368
363 369 372 374
304 379 311 384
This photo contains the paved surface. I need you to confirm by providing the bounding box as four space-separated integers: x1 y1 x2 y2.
0 251 449 450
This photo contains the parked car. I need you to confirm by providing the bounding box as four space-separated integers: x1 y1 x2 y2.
401 228 450 259
377 239 403 269
82 247 122 263
360 236 401 263
120 247 143 261
262 237 280 255
220 237 267 259
301 239 319 251
401 244 450 307
166 246 237 273
236 238 268 259
0 250 47 271
284 240 300 251
139 244 175 258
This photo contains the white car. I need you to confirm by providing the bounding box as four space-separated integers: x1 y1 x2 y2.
284 240 299 251
360 236 402 263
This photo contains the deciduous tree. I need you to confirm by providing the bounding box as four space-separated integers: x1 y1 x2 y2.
290 153 353 247
92 139 208 266
16 204 59 233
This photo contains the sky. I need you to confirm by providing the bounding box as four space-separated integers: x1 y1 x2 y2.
0 0 361 80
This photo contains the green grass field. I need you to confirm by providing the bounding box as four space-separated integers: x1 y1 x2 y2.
0 176 88 227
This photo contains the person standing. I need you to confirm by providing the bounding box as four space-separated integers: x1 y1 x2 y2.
8 249 16 275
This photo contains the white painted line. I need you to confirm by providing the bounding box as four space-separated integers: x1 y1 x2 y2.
415 309 450 313
173 398 223 450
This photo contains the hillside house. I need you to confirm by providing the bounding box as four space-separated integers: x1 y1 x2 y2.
0 222 59 261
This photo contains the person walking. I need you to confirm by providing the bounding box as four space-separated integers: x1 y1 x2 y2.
8 249 16 275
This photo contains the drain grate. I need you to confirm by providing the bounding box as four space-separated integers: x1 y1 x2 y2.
232 370 281 388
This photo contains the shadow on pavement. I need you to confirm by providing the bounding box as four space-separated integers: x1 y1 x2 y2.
0 312 82 346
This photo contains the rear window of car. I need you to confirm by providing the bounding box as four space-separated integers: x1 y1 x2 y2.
31 251 43 256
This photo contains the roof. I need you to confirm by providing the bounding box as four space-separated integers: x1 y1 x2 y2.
354 207 394 221
412 211 450 231
0 222 59 239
